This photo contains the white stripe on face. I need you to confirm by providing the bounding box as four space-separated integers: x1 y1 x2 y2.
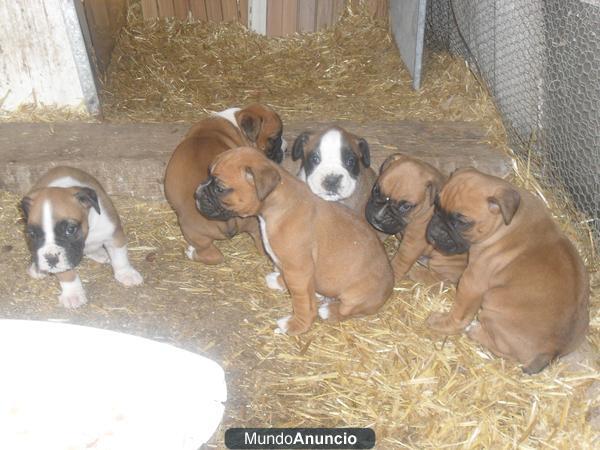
36 200 70 273
306 129 356 201
42 200 55 245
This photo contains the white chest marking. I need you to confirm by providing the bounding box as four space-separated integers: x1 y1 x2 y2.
48 176 116 253
213 107 241 129
258 216 279 267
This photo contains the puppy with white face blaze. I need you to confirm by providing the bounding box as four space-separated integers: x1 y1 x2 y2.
291 126 377 215
21 167 143 308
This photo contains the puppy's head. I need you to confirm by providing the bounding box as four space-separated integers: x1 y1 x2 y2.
20 186 100 273
291 127 370 202
366 154 444 235
426 168 521 254
234 104 286 164
195 147 281 220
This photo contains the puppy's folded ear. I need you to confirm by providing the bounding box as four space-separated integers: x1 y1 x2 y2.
237 111 263 143
357 138 370 167
20 196 33 220
488 187 520 225
291 132 311 161
378 153 405 175
245 164 282 201
74 187 101 214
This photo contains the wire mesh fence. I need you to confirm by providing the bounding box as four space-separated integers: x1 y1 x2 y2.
425 0 599 241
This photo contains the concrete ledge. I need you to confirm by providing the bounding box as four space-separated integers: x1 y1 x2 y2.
0 120 510 199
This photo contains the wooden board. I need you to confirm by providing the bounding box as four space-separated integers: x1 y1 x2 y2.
173 0 190 19
266 0 283 36
297 0 317 32
0 121 511 200
83 0 127 74
281 0 298 36
221 0 238 21
315 0 334 31
157 0 176 18
204 0 223 21
239 0 249 26
141 0 159 19
190 0 208 20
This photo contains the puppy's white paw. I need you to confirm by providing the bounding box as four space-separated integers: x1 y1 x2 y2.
114 266 143 286
265 272 284 291
185 245 196 261
274 315 291 334
86 247 110 263
59 288 87 309
28 263 47 279
318 303 330 320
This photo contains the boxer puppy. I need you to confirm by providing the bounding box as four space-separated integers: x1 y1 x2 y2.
291 126 376 214
164 104 286 265
21 166 143 308
425 168 589 374
196 147 394 335
365 154 467 283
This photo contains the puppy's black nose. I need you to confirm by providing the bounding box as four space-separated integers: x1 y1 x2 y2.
322 174 342 193
45 253 59 268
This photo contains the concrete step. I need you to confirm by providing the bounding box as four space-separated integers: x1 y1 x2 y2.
0 120 510 200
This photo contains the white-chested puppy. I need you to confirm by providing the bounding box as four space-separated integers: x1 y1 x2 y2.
21 167 143 308
291 126 376 214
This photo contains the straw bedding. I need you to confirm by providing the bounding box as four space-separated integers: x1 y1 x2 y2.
0 2 598 448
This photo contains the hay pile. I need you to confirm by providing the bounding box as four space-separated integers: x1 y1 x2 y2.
101 2 498 132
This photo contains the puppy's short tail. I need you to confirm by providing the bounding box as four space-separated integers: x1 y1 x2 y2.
522 352 557 375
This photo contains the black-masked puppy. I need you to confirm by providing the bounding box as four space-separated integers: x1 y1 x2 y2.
425 168 589 374
365 154 467 283
21 167 143 308
164 104 287 265
291 126 376 214
196 147 394 335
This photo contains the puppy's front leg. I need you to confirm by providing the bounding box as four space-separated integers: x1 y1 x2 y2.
105 232 143 287
426 269 485 335
56 270 87 308
275 270 318 335
392 226 430 279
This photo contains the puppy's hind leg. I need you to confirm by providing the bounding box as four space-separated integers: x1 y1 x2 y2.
180 221 224 265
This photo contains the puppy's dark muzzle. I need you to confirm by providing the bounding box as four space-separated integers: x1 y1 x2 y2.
266 136 284 164
426 212 470 255
365 196 407 235
195 184 233 221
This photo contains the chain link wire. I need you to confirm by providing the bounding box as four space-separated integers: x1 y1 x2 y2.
425 0 599 241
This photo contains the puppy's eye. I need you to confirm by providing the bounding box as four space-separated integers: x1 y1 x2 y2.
309 153 320 164
27 229 37 239
346 155 356 166
397 202 413 213
65 224 78 236
214 184 225 193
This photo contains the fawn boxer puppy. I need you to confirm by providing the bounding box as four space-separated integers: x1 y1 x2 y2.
291 126 376 214
21 167 143 308
426 168 589 373
196 147 394 335
365 154 467 283
164 104 286 265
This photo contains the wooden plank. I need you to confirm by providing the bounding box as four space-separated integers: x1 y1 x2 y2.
297 0 316 32
281 0 298 35
332 0 345 22
141 0 159 19
248 0 267 34
83 0 127 73
239 0 249 26
365 0 379 17
266 0 283 36
204 0 223 21
190 0 207 20
173 0 190 19
315 0 333 30
375 0 388 18
157 0 175 17
221 0 238 21
0 121 511 200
